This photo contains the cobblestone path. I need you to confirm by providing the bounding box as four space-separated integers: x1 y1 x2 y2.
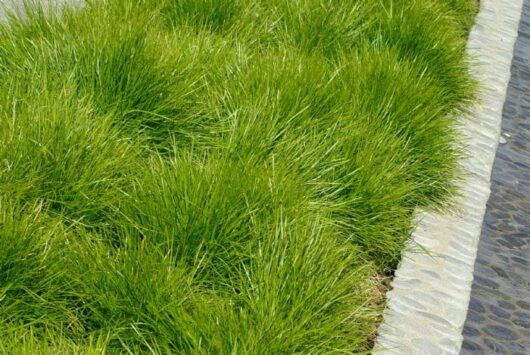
461 2 530 354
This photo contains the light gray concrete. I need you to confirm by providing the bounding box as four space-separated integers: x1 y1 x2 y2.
462 0 530 351
375 0 524 354
0 0 82 21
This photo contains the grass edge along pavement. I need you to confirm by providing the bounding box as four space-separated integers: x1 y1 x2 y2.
376 0 525 353
0 0 476 353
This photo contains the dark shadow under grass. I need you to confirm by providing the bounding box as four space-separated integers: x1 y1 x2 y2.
0 0 476 352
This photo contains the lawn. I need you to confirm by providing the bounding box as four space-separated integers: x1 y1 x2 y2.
0 0 476 353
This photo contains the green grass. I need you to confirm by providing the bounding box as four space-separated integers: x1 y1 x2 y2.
0 0 476 352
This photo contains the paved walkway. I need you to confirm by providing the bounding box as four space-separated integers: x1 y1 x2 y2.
461 2 530 354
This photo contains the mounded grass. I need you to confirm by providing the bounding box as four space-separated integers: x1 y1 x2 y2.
0 0 476 352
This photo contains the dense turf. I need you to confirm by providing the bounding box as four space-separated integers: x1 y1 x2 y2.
0 0 476 352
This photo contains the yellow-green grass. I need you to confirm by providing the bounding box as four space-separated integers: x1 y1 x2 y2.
0 0 476 352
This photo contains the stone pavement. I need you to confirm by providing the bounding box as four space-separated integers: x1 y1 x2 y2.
461 1 530 354
375 0 523 353
0 0 83 21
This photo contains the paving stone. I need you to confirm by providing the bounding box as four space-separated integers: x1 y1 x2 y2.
483 338 507 354
487 314 514 328
461 339 481 353
462 326 480 337
498 300 516 311
483 325 519 340
489 304 511 319
513 318 530 329
516 300 530 310
469 299 485 313
472 275 501 290
513 311 530 321
466 309 486 323
511 256 528 266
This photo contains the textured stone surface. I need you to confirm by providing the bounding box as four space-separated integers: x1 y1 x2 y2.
0 0 82 20
375 1 524 353
461 1 530 353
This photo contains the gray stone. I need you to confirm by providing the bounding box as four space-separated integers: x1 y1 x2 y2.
514 311 530 321
466 310 486 323
483 325 518 340
498 300 516 311
484 338 507 354
461 339 481 352
469 299 485 313
489 304 511 319
513 318 530 329
462 326 480 337
516 300 530 310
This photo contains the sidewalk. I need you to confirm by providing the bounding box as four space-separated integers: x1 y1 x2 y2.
461 1 530 353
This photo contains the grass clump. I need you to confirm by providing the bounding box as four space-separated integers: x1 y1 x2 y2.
0 0 476 352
